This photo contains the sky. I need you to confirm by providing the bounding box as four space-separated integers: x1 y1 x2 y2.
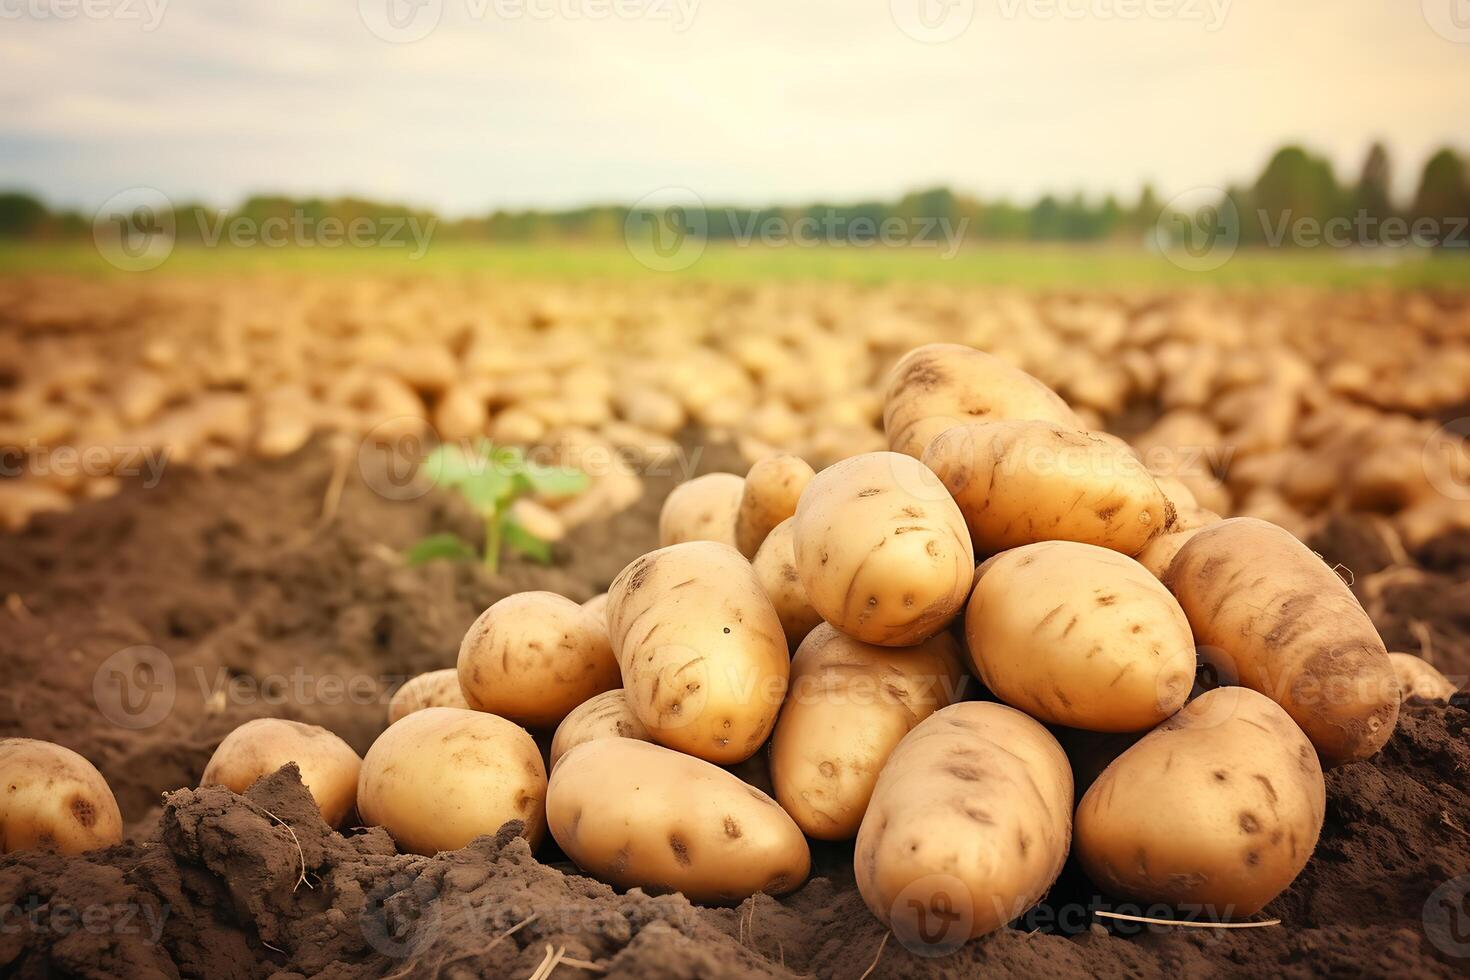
2 0 1468 216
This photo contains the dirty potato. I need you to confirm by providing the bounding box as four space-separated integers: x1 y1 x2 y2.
1389 653 1459 701
658 472 745 549
201 718 362 827
0 739 123 855
735 454 815 558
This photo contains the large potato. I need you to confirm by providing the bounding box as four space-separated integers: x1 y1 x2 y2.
735 454 815 558
1133 507 1221 580
883 343 1082 459
0 739 123 855
751 517 823 648
388 668 469 724
855 702 1072 951
458 591 620 729
202 718 362 827
549 689 652 769
924 421 1174 556
607 542 789 763
658 473 744 548
771 624 967 839
358 707 547 853
1389 653 1459 701
1075 687 1325 917
793 452 973 646
1165 518 1399 766
547 738 810 904
965 542 1195 732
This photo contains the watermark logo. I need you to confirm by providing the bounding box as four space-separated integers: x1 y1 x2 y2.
1424 873 1470 958
1154 186 1239 272
361 872 443 958
93 645 176 730
624 187 709 272
890 0 975 43
1423 0 1470 44
0 0 169 30
93 188 175 272
888 873 974 956
1423 418 1470 501
359 0 444 43
994 0 1231 31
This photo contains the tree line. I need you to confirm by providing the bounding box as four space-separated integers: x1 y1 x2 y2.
2 143 1467 248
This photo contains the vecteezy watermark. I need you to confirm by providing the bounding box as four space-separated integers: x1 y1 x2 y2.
890 0 976 43
0 442 170 488
1422 0 1470 44
1423 417 1470 502
994 0 1231 31
0 898 169 943
358 0 699 43
1257 211 1470 250
93 187 175 273
1424 873 1470 958
93 646 177 730
623 186 972 272
1153 186 1240 272
0 0 168 30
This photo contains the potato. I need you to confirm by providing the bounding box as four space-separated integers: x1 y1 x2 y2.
771 624 967 839
458 592 620 729
751 517 823 648
1165 518 1400 766
1389 653 1459 701
854 702 1072 950
1075 687 1325 917
607 542 789 764
549 689 652 769
358 707 547 853
581 592 609 625
924 421 1174 557
547 738 810 904
388 669 469 725
1133 526 1205 580
735 454 815 558
793 452 973 646
0 739 123 855
883 343 1082 459
658 472 745 549
201 719 362 828
965 542 1195 732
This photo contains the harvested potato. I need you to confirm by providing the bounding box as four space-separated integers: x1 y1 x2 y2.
924 421 1174 556
358 707 547 853
771 624 967 839
0 739 123 855
855 702 1072 950
607 542 789 764
1389 653 1459 701
883 343 1082 459
581 592 609 625
547 738 810 904
201 719 362 827
388 669 469 725
751 517 823 648
1075 687 1325 917
735 454 815 558
458 592 620 729
793 452 973 646
966 542 1195 731
1165 518 1399 766
658 472 745 549
1133 526 1206 580
549 690 652 769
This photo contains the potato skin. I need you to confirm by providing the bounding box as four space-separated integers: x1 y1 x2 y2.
793 452 974 646
771 624 967 840
549 689 652 769
883 343 1082 459
458 591 620 729
965 542 1195 732
0 739 123 855
388 668 468 725
924 421 1174 557
607 542 789 764
202 718 363 827
1389 653 1458 701
358 707 547 854
735 454 815 558
854 702 1072 949
547 738 810 904
658 473 745 549
751 517 823 648
1164 518 1400 766
1075 687 1326 917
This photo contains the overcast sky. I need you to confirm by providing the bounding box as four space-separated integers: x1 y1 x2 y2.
2 0 1467 215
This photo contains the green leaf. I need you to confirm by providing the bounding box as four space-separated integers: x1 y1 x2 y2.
520 463 590 498
502 512 553 565
406 533 478 565
421 443 483 488
457 468 516 512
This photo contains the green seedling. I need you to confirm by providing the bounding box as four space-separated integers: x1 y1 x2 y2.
407 440 589 572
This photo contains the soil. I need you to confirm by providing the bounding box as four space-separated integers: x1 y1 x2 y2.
1 440 1467 979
